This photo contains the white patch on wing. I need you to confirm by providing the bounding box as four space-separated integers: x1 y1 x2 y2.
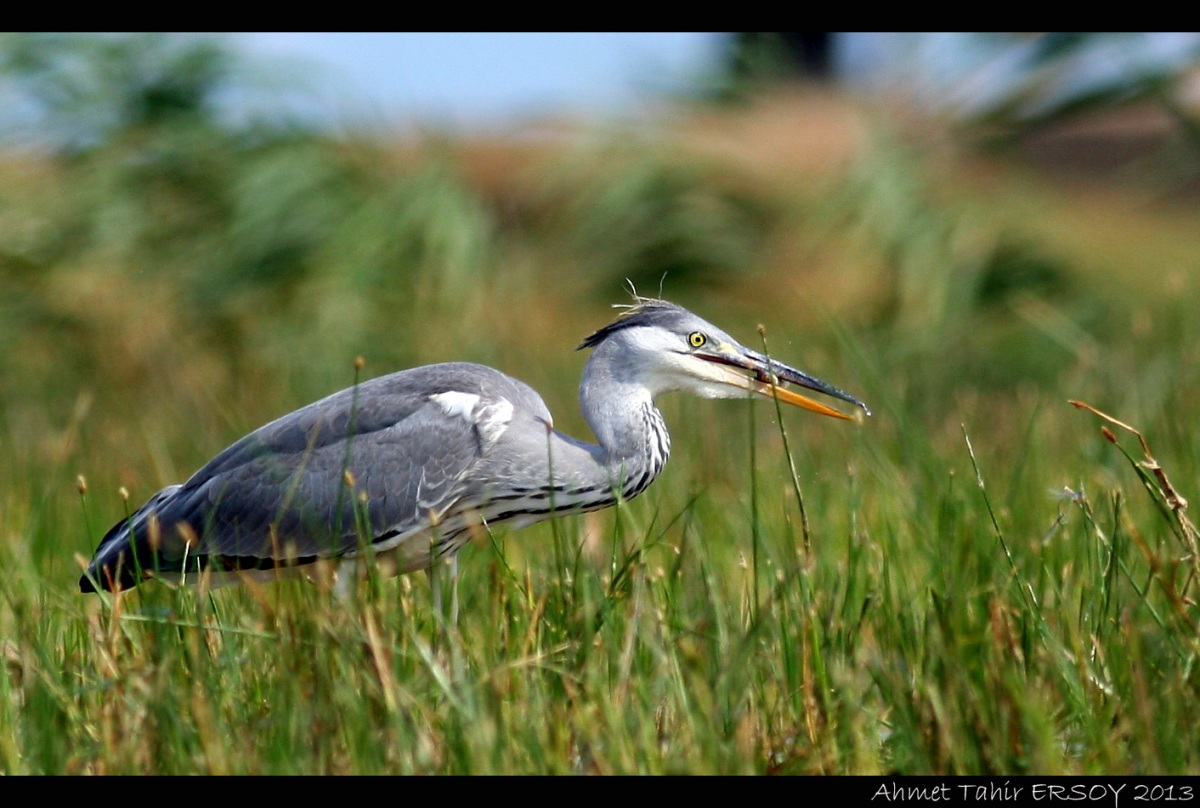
474 398 514 448
430 391 482 421
430 391 514 451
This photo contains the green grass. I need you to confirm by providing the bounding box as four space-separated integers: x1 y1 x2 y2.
3 89 1200 773
5 370 1198 774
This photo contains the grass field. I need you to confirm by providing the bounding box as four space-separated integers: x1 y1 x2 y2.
2 84 1200 774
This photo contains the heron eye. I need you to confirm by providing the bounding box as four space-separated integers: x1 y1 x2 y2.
688 332 707 348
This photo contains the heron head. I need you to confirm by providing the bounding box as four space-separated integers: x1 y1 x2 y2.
578 299 870 421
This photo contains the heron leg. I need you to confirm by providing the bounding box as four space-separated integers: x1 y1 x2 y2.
426 555 460 627
333 559 357 601
428 563 443 620
449 554 459 627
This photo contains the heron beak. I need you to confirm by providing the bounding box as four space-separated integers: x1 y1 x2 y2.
699 346 871 421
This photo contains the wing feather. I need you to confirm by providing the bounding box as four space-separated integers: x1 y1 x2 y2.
81 363 537 591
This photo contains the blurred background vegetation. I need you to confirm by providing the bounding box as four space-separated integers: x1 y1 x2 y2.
2 33 1200 773
3 33 1196 491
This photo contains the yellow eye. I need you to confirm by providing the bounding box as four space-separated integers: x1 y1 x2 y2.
688 332 707 348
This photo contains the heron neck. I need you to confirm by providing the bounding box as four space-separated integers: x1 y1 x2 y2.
578 343 671 496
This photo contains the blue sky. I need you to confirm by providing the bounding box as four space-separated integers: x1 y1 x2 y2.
8 33 1191 145
235 33 726 131
227 33 1200 134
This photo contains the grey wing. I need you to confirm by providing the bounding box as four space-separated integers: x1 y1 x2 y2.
82 365 523 589
186 398 491 559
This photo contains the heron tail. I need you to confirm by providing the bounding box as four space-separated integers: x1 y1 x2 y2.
79 484 184 593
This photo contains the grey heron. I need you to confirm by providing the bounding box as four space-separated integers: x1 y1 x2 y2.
80 298 869 596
